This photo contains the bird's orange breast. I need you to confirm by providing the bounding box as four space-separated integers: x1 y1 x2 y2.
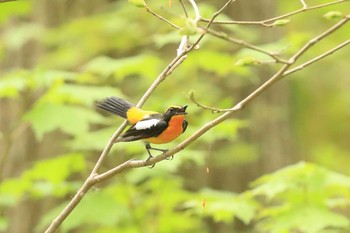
145 115 185 144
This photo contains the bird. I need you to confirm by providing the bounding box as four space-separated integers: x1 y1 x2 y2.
96 96 188 163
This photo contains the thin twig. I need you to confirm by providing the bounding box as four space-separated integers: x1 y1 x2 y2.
177 36 189 56
188 0 201 21
288 14 350 63
189 91 233 113
284 38 350 76
188 0 236 51
191 38 350 113
203 27 290 64
192 15 350 113
179 0 189 17
299 0 308 8
146 6 180 29
200 0 349 27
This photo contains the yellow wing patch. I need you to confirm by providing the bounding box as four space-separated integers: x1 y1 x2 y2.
126 107 158 124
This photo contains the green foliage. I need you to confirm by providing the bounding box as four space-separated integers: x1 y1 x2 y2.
0 153 85 204
24 102 103 139
250 162 350 233
37 163 204 233
83 55 161 81
188 189 257 224
0 69 76 98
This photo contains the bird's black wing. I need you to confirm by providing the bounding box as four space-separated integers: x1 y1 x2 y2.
116 116 168 142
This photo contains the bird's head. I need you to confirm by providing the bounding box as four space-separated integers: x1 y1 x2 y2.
163 105 188 120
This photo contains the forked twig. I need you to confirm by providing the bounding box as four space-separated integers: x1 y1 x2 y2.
200 0 349 27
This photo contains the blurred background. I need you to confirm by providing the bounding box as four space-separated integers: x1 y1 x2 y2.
0 0 350 232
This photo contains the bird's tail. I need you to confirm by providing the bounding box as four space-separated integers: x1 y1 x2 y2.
96 96 134 119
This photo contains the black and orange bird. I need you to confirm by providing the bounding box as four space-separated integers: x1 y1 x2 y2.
96 96 188 160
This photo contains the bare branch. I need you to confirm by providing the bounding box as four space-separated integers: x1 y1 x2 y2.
289 14 350 63
299 0 308 8
179 0 189 17
200 0 349 27
189 91 233 113
203 27 290 64
146 6 180 29
188 0 236 50
284 38 350 76
192 15 350 113
177 36 189 55
188 0 201 21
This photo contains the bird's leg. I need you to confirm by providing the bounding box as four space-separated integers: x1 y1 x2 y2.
145 143 172 163
149 145 172 160
145 143 156 168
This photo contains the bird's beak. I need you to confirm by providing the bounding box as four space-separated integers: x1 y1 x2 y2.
178 105 188 115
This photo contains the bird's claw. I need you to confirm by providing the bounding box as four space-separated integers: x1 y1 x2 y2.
146 155 155 169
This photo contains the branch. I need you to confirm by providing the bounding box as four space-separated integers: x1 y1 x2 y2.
146 6 180 29
299 0 307 8
192 15 350 112
188 0 236 50
203 27 290 64
179 0 189 18
200 0 349 27
284 38 350 76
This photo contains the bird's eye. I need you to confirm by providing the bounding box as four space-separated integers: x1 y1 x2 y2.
167 107 176 114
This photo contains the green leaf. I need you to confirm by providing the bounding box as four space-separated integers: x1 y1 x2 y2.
323 11 343 20
235 57 260 66
23 103 104 139
272 19 290 27
128 0 146 8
